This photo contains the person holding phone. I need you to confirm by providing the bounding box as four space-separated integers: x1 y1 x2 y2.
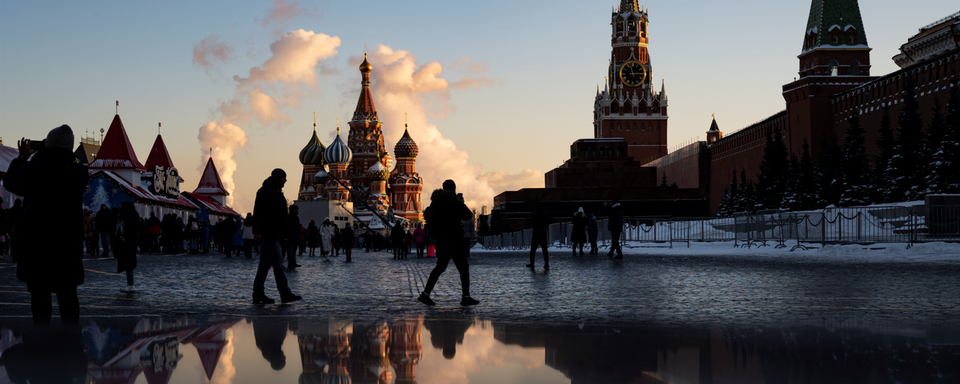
5 126 90 329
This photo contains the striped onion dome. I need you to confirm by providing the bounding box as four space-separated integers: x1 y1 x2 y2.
366 160 390 181
323 131 352 164
394 127 418 158
299 129 326 166
321 373 351 384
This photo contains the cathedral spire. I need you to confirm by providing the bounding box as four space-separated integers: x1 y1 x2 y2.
619 0 639 12
352 51 379 121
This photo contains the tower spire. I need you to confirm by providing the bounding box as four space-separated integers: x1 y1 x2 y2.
336 118 340 135
313 111 317 131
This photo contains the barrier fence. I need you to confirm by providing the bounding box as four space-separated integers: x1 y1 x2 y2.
480 205 960 251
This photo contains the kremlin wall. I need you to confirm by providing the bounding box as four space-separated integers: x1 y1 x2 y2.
491 0 960 232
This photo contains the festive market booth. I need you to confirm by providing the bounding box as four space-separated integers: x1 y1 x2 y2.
182 156 240 223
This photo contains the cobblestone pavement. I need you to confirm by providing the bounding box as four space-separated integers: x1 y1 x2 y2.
1 250 959 326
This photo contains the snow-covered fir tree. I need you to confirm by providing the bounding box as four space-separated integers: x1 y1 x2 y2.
927 81 960 194
780 153 802 211
798 140 818 210
755 127 789 211
838 112 872 206
883 78 926 203
815 133 843 208
873 105 894 203
718 170 739 217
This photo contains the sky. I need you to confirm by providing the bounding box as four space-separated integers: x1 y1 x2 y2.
1 0 957 214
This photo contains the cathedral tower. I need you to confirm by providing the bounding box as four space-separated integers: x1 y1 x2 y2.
324 120 352 202
593 1 668 164
298 114 326 200
347 52 388 193
390 116 424 222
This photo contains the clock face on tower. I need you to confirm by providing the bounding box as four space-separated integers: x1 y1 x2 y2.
619 61 646 88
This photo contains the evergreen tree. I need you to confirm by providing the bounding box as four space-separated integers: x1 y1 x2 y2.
660 173 668 187
738 168 756 213
923 97 947 195
718 187 731 217
838 112 872 206
719 170 739 216
883 78 926 203
928 81 960 193
798 140 818 210
873 105 894 203
815 133 843 208
755 127 790 211
780 153 802 211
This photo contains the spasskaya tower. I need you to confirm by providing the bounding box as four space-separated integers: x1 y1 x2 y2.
593 0 668 164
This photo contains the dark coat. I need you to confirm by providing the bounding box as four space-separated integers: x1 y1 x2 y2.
391 223 405 243
531 209 549 241
4 148 89 291
423 189 472 245
286 212 301 242
115 212 142 273
588 214 599 241
253 177 287 241
607 204 624 232
571 213 588 243
341 226 354 247
306 223 319 248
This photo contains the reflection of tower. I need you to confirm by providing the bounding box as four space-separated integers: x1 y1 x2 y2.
323 323 352 384
324 120 353 202
299 115 327 200
186 320 239 382
389 317 423 384
390 118 423 222
347 52 388 193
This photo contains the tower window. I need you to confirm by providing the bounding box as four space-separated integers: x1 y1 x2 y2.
849 60 860 76
618 123 621 131
633 123 638 131
828 60 839 76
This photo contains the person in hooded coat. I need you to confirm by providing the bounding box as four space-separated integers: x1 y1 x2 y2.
570 207 588 256
251 168 301 304
4 126 89 329
605 200 624 259
319 218 335 258
115 201 142 292
305 220 319 256
417 180 478 306
588 212 599 254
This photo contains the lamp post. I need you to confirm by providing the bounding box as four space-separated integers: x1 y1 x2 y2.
314 169 393 228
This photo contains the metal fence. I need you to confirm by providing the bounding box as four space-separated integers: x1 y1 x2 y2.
480 205 960 250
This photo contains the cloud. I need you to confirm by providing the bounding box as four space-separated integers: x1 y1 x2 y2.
197 29 340 212
193 35 233 69
257 0 319 34
478 169 544 193
417 321 548 384
359 45 539 210
198 122 249 207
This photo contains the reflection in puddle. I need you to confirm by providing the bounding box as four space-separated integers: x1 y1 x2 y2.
0 316 958 383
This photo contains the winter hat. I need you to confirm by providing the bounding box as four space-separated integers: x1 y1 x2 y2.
442 179 456 191
310 220 315 224
577 207 584 214
271 168 287 179
45 125 74 150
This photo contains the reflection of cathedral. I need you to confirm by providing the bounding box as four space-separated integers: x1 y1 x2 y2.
296 317 424 384
297 53 423 229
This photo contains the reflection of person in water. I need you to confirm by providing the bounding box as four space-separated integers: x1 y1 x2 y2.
424 320 473 360
3 330 87 384
253 319 287 370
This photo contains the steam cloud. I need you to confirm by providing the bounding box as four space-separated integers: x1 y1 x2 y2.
257 0 318 35
360 46 542 211
197 29 341 211
192 35 233 70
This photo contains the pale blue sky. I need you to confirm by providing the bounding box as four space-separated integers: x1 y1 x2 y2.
1 0 956 212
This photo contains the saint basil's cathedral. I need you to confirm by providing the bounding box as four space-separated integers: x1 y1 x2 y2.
296 53 424 229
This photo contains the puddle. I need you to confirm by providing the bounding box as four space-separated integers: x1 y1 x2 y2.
1 316 959 383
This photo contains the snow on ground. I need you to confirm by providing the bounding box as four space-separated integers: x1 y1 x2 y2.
475 241 960 263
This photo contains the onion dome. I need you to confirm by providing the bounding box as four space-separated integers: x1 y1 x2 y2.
323 120 353 164
366 161 390 182
394 127 419 158
359 52 373 73
381 152 394 171
299 128 326 166
321 373 351 384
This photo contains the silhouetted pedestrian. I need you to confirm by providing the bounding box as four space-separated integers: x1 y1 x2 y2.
286 204 301 270
306 220 319 256
115 201 142 292
528 206 550 269
418 180 479 306
242 213 255 258
391 221 405 260
251 168 301 304
588 212 599 254
5 127 89 330
605 200 624 259
571 207 587 255
341 223 354 262
413 223 425 258
462 216 475 258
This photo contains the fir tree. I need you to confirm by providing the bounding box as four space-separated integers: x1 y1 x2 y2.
780 153 802 211
719 170 739 216
883 78 926 202
660 173 668 187
718 187 731 217
928 81 960 193
755 127 790 211
838 112 872 206
873 105 894 203
798 140 818 210
815 133 843 208
923 97 947 195
738 168 756 213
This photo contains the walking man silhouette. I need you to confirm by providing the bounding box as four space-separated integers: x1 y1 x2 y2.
418 180 479 306
252 168 302 304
